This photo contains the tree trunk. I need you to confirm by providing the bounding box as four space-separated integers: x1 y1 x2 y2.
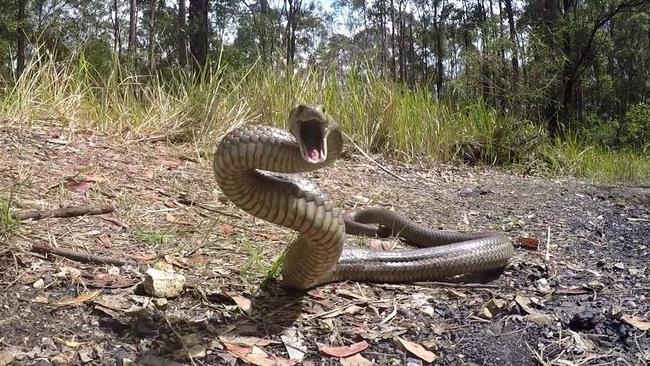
285 0 301 71
148 0 156 72
112 0 121 56
433 0 444 98
16 0 27 77
259 0 270 64
504 0 518 81
390 0 396 80
189 0 209 71
178 0 187 67
128 0 137 68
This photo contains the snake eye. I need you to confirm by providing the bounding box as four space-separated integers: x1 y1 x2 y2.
321 106 326 113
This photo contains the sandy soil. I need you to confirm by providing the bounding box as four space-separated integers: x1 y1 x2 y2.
0 120 648 366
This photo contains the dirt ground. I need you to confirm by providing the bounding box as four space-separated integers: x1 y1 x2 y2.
0 120 648 366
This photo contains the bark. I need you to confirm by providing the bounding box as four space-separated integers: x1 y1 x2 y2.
128 0 137 67
111 0 121 55
390 0 396 80
189 0 209 70
178 0 187 67
148 0 156 72
16 0 27 77
504 0 518 81
285 0 301 70
259 0 270 64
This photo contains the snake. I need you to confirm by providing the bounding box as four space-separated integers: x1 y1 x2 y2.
213 104 514 290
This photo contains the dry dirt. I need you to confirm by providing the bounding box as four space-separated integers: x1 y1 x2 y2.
0 120 648 366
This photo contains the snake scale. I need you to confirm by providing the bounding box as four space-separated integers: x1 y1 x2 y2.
213 104 514 290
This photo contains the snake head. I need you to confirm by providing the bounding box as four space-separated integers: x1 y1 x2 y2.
289 104 332 164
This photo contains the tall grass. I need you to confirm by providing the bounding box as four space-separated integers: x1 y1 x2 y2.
0 49 648 184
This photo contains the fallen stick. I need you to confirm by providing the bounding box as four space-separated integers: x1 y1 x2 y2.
31 244 135 266
12 204 115 221
342 132 408 182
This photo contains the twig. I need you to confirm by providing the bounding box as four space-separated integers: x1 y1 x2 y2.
342 132 407 182
412 281 499 289
157 190 242 219
30 244 135 266
545 226 551 262
12 204 115 221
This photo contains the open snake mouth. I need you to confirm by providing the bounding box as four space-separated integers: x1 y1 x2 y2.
298 119 327 163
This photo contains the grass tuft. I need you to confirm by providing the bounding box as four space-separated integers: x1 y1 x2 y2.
0 48 647 183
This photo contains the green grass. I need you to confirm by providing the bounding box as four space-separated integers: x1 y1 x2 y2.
0 197 20 239
544 135 650 183
133 229 170 246
0 47 647 184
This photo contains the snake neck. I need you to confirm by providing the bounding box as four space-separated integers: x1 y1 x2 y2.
213 124 346 290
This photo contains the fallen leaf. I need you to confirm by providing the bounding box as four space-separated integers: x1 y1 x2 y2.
139 355 185 366
0 347 20 366
64 178 95 193
514 295 535 314
340 353 375 366
280 329 306 361
516 236 539 250
380 304 398 324
396 337 436 363
621 315 650 331
84 273 138 289
478 307 493 319
218 335 277 348
32 296 49 304
165 213 192 225
96 233 113 247
526 312 554 325
221 224 235 236
318 341 369 358
54 337 82 349
92 294 133 311
368 239 395 251
187 253 208 266
78 347 93 363
223 342 295 366
627 217 650 222
53 266 82 279
56 290 101 306
229 294 252 315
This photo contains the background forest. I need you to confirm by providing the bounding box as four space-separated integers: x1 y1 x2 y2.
0 0 649 182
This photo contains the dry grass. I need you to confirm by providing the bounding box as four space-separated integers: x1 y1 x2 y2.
0 48 648 184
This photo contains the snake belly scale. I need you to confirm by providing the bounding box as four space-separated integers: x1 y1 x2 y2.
213 104 514 290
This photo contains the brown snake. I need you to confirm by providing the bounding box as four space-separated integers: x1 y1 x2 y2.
213 104 514 290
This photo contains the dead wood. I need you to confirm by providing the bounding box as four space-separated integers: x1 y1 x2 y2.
30 244 135 266
12 204 115 221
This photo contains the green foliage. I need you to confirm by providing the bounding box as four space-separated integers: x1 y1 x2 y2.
543 133 650 184
134 230 170 246
0 50 646 183
0 196 19 239
624 102 650 151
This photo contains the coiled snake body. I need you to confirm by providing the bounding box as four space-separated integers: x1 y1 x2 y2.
213 104 514 290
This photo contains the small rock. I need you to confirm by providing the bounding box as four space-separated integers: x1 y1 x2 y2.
33 278 45 289
628 268 639 275
536 278 552 293
153 298 168 309
478 307 493 319
107 266 120 276
608 305 623 318
406 357 423 366
485 298 506 311
459 187 477 197
142 268 186 298
614 263 625 270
